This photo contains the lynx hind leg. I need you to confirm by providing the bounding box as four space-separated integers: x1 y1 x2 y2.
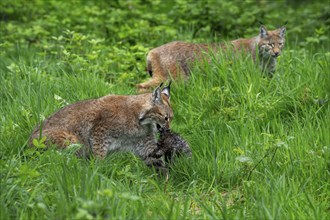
89 131 109 159
136 77 164 93
136 52 168 92
137 64 186 93
31 130 79 149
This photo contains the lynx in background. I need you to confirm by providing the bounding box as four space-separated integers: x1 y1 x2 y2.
29 84 173 169
137 25 286 92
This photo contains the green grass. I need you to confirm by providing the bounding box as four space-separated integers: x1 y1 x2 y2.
1 41 329 219
0 1 329 217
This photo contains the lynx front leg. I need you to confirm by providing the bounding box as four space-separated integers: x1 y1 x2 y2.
89 129 109 159
136 138 166 171
90 141 108 159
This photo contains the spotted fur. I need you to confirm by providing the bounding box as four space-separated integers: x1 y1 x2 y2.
29 84 173 169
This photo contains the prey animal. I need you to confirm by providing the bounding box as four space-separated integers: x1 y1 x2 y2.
152 128 192 164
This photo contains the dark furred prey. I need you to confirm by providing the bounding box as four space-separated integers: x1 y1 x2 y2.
152 128 192 164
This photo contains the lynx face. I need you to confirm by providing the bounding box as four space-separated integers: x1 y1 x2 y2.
258 26 286 59
139 86 173 131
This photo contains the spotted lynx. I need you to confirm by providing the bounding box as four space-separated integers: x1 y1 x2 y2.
137 25 286 91
29 84 173 168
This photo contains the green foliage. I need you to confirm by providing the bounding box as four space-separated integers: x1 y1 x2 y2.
1 0 329 219
171 0 330 43
1 0 328 85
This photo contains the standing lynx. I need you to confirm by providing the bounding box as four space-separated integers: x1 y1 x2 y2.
137 25 286 91
29 84 173 168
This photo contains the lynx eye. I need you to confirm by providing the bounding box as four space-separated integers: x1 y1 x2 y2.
279 42 283 46
268 43 274 47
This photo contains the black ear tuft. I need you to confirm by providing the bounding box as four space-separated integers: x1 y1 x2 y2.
277 21 288 29
161 81 171 99
279 26 286 38
260 25 268 38
258 20 264 26
152 85 163 104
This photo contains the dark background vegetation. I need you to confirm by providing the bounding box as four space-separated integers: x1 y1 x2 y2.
1 0 329 85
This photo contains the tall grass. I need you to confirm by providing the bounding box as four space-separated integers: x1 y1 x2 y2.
1 39 329 219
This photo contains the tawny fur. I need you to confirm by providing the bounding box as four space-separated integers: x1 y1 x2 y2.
137 25 286 92
29 85 173 168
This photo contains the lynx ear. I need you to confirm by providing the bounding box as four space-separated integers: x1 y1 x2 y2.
161 81 171 99
152 85 163 104
279 26 286 38
260 25 268 38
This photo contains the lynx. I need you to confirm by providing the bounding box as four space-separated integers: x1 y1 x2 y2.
137 25 286 92
29 84 173 168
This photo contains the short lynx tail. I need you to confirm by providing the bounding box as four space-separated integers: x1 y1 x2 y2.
147 59 153 76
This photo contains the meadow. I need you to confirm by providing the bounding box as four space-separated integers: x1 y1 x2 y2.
1 0 329 219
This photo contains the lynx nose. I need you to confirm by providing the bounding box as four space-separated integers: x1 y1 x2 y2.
273 52 280 57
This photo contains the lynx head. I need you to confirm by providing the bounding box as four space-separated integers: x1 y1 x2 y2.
258 25 286 58
139 82 173 131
